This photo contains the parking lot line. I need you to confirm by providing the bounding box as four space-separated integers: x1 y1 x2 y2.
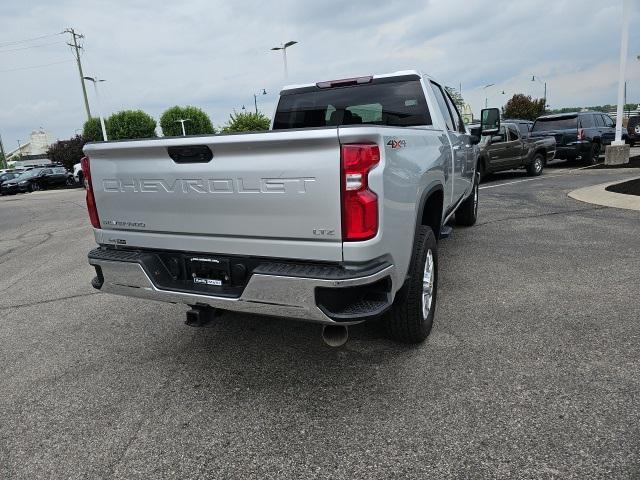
479 165 599 190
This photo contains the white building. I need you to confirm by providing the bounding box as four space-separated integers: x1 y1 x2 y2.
6 128 55 162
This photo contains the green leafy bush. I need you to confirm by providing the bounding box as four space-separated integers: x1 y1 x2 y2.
46 135 86 171
221 111 270 133
160 106 215 137
106 110 157 140
83 117 105 142
502 94 546 121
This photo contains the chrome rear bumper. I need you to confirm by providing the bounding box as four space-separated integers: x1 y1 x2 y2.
89 251 394 325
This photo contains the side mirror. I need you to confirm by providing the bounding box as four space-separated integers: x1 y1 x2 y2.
480 108 500 136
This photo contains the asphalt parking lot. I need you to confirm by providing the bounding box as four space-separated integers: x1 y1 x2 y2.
1 164 639 479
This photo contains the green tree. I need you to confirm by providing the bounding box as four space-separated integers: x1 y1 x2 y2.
221 111 270 133
46 135 86 171
160 106 215 137
83 117 105 142
107 110 157 140
502 94 546 121
445 86 465 111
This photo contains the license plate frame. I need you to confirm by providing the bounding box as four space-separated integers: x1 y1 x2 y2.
188 256 230 287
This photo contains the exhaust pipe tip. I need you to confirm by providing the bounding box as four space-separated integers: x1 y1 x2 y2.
322 324 348 347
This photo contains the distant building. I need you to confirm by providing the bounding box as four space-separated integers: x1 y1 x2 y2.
5 128 55 162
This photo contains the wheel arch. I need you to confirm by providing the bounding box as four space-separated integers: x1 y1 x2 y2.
416 183 444 241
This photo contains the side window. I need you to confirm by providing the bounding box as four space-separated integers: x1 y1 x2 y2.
594 114 604 127
42 169 53 175
517 123 530 136
444 90 466 133
430 82 455 131
580 115 594 128
507 125 520 141
603 115 615 128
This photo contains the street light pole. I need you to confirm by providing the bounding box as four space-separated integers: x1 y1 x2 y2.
531 75 547 109
271 41 298 80
83 76 108 141
483 83 495 108
175 119 191 136
613 0 631 144
253 89 267 114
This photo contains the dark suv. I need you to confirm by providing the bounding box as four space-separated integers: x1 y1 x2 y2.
626 116 639 146
530 111 617 164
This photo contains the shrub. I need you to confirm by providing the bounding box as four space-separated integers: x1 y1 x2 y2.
160 106 215 136
82 117 105 142
46 135 86 171
221 111 270 133
106 110 157 140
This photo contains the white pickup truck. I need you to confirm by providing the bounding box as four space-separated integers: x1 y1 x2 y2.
83 70 500 346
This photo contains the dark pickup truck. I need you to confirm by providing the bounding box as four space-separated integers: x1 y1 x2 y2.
529 111 619 165
474 122 556 181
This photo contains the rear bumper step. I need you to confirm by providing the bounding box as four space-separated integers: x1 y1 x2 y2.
88 247 394 324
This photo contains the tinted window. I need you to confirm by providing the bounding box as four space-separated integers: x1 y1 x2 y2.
273 80 432 129
507 125 519 141
579 114 595 128
42 169 53 175
532 116 578 132
594 114 604 127
53 167 67 174
430 83 455 131
517 123 530 135
602 115 615 128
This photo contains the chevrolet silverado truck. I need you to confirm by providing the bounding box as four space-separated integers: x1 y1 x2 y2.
83 71 500 346
476 121 556 181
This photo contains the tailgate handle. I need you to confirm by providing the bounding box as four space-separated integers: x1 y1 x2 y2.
167 145 213 163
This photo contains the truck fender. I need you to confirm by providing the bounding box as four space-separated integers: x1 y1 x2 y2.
415 182 445 240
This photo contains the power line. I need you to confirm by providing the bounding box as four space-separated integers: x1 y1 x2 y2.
0 32 63 47
0 59 73 74
0 40 66 54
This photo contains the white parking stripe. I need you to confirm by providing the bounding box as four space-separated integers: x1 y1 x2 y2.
479 165 598 190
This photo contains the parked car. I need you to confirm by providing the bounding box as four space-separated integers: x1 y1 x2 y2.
0 172 21 195
529 111 619 164
502 119 533 136
83 70 498 346
0 166 72 194
476 122 556 181
626 115 639 146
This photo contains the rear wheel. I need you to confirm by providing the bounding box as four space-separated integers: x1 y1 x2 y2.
30 183 40 192
386 226 438 344
526 153 544 176
585 143 601 165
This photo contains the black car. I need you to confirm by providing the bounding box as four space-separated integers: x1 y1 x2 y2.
0 167 72 195
529 111 619 164
0 172 21 195
502 118 533 136
626 115 639 146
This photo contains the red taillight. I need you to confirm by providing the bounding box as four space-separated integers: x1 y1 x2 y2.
81 156 100 228
341 144 379 241
577 128 585 141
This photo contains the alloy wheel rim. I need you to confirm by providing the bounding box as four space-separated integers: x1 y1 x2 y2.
422 250 434 319
535 158 542 172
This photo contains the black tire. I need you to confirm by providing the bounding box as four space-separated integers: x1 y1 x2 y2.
526 153 544 176
30 183 40 192
478 158 488 183
386 225 438 344
585 143 601 165
455 172 479 227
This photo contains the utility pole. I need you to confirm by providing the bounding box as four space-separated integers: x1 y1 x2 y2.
0 133 6 169
65 28 92 121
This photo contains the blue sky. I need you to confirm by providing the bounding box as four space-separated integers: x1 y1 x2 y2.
0 0 638 145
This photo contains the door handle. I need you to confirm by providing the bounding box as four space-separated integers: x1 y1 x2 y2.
167 145 213 163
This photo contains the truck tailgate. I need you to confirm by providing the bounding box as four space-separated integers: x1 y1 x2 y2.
84 129 343 261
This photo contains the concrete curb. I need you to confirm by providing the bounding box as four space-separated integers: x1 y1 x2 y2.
568 175 640 211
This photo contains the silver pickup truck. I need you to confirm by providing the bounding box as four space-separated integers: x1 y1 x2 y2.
83 70 500 346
